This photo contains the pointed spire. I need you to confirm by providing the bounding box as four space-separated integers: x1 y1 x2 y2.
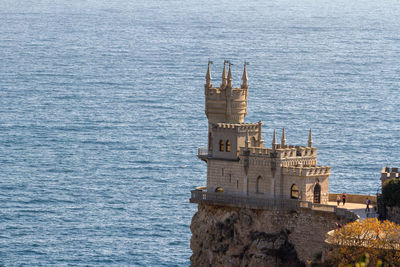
308 128 313 147
205 60 212 87
245 129 250 150
272 130 277 150
221 60 227 88
281 128 286 148
227 62 232 87
257 121 263 146
241 61 248 89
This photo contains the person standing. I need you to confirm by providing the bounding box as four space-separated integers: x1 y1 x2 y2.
342 193 346 206
366 197 371 212
336 195 341 206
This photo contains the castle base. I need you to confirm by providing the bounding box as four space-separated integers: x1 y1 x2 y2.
190 204 355 266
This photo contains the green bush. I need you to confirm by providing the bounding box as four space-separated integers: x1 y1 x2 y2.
382 178 400 207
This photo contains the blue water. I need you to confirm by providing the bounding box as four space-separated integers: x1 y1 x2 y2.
1 0 400 265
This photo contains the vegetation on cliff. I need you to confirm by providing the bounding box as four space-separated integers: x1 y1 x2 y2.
382 178 400 207
324 218 400 266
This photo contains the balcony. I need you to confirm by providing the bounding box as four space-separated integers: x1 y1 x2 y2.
190 188 358 221
197 147 210 161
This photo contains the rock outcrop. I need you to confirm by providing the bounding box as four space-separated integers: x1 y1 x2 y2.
190 204 353 266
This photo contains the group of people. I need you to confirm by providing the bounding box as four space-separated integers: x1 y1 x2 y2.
336 193 373 214
336 193 347 206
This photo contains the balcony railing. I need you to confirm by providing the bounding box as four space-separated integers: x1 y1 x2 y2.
190 189 358 220
197 147 210 157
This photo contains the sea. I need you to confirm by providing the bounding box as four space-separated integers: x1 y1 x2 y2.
1 0 400 265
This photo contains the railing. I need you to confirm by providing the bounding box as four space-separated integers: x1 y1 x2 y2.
325 230 400 250
190 190 300 210
190 189 358 220
197 147 209 157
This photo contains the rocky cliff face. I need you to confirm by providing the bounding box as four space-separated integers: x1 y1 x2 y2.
190 204 352 266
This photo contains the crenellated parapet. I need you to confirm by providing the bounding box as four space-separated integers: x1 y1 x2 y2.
381 166 400 185
282 166 331 177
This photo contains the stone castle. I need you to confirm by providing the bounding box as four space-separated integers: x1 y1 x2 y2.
189 62 383 266
198 61 330 203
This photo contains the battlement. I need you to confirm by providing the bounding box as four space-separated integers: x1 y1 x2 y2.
239 145 317 158
282 166 331 177
214 122 259 131
381 166 399 185
240 146 272 156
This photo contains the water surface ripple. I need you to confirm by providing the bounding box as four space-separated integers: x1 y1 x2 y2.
1 0 400 265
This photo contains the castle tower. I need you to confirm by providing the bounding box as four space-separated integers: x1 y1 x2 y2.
204 61 248 126
197 61 331 205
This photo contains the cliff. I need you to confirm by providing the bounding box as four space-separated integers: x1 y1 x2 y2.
190 204 353 266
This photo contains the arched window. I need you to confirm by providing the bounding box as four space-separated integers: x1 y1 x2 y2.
226 140 231 152
291 184 299 199
256 176 263 194
219 140 224 151
313 183 321 204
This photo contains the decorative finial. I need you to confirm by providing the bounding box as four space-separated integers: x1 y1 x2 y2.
272 129 277 150
227 61 233 87
205 60 213 87
281 128 286 148
241 61 249 89
221 60 228 88
308 128 313 147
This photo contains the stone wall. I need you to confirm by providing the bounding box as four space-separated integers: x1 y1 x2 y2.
190 204 355 266
386 206 400 224
328 193 377 204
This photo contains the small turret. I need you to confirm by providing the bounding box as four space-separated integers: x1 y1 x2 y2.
281 128 286 148
227 62 232 88
245 129 250 150
272 130 277 150
205 60 212 87
221 60 227 88
257 121 264 147
241 62 248 89
308 128 313 147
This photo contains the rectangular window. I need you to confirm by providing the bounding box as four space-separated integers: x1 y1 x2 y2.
222 168 224 176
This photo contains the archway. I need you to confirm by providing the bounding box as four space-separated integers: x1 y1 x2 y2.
313 183 321 203
290 184 299 199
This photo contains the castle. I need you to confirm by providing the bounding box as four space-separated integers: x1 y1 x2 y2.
197 61 331 204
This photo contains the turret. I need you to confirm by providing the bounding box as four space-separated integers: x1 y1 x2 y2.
308 128 313 147
227 62 232 88
272 130 277 150
221 60 227 88
205 60 212 88
245 129 250 150
241 62 248 89
257 121 264 147
281 128 286 148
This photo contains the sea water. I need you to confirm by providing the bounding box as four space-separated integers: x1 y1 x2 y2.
1 0 400 265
